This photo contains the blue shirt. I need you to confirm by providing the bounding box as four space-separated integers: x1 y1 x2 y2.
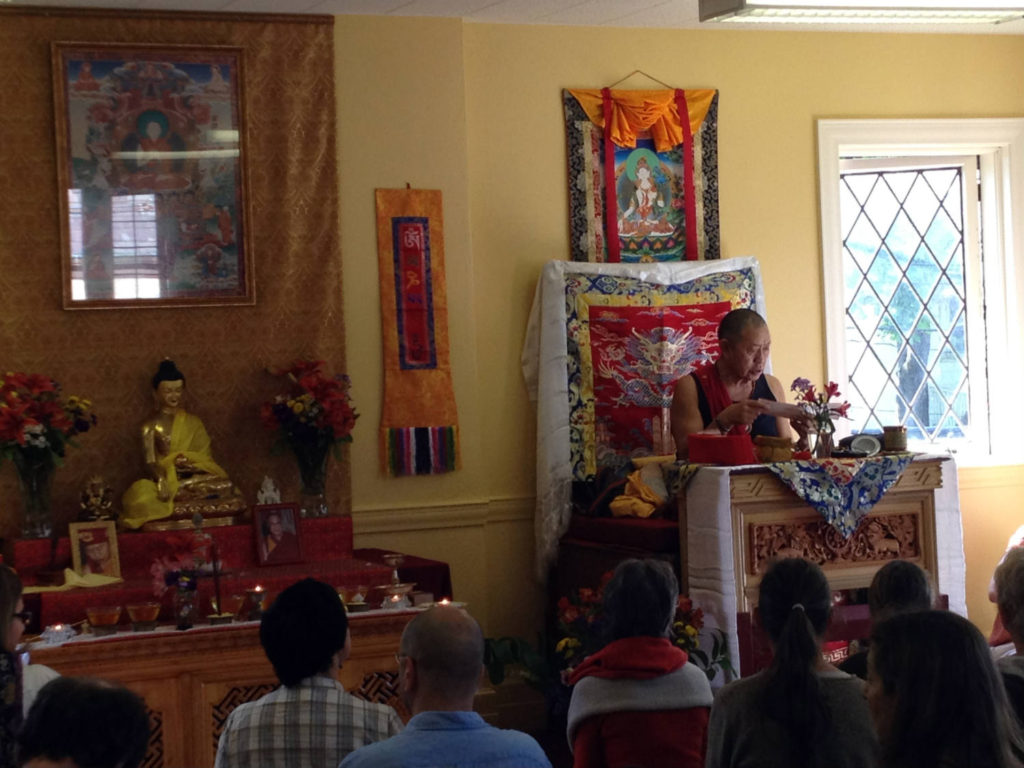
338 711 551 768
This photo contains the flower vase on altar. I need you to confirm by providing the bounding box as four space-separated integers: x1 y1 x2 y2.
791 378 849 462
0 372 97 539
293 441 330 519
814 418 835 460
175 584 197 630
15 453 55 539
262 359 357 518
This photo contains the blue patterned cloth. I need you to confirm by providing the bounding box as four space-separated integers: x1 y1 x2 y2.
764 454 914 537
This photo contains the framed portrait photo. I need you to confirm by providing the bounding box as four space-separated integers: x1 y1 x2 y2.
253 503 302 566
51 42 254 309
69 520 121 579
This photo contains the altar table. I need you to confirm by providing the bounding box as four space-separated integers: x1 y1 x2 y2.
681 455 965 677
28 609 415 768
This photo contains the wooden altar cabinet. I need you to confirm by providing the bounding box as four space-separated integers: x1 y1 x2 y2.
680 455 966 676
27 610 415 768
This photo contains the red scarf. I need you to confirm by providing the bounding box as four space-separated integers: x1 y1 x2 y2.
568 636 688 685
692 362 745 436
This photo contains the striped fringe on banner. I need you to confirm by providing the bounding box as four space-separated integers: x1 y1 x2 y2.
385 426 458 476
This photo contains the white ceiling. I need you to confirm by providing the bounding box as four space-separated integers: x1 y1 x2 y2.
7 0 1024 35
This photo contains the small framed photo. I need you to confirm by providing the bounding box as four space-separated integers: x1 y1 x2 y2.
69 521 121 578
253 503 302 566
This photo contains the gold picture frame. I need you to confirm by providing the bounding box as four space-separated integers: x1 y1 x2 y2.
69 520 121 579
52 42 254 309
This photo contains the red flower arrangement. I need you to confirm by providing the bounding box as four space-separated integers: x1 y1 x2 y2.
261 360 357 514
261 360 357 452
790 378 851 425
0 372 96 466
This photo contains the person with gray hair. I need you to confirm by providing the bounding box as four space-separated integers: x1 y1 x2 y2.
339 606 550 768
994 546 1024 729
566 558 713 768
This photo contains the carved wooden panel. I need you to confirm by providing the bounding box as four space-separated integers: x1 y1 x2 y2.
351 670 409 720
749 512 921 575
140 708 163 768
210 683 277 755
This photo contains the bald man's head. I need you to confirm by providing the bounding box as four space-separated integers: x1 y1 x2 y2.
400 606 484 703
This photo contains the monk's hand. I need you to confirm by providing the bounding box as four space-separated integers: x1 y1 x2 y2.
790 411 813 450
718 400 770 432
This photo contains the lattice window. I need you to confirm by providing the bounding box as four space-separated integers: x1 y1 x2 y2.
840 162 975 443
818 119 1024 463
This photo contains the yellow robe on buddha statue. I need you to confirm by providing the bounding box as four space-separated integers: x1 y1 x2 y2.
120 410 230 529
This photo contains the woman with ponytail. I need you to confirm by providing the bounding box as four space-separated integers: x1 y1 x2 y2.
706 557 878 768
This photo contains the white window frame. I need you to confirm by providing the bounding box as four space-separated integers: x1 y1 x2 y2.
818 118 1024 465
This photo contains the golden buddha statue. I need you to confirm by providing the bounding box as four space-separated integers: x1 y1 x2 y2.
121 360 246 531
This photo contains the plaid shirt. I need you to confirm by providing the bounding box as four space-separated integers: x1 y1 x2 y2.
215 676 403 768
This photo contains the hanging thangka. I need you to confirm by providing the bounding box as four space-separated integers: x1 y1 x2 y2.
563 88 720 263
375 189 460 477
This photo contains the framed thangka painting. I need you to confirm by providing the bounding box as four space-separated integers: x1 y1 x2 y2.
52 43 253 308
563 88 720 263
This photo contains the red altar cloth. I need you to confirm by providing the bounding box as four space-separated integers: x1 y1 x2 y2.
14 517 400 630
354 548 454 602
14 516 356 581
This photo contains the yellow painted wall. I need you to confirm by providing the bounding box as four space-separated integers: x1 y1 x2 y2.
337 17 1024 636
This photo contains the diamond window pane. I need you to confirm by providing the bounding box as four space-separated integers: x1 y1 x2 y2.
889 281 923 336
839 183 863 237
885 210 923 262
863 181 900 237
924 209 960 267
907 248 941 304
904 175 942 233
843 173 877 206
866 248 900 304
844 214 881 273
849 282 884 341
945 246 966 298
883 170 916 203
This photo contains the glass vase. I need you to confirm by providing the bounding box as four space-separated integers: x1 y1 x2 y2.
292 442 330 518
814 418 835 460
175 588 197 630
15 455 55 539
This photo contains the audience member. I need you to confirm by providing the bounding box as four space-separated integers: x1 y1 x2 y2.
565 558 712 768
17 677 150 768
340 606 551 768
990 525 1024 653
706 557 878 768
994 547 1024 728
839 559 932 679
868 609 1023 768
0 565 26 768
215 578 402 768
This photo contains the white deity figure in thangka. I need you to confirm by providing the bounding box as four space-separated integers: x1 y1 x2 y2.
595 326 709 408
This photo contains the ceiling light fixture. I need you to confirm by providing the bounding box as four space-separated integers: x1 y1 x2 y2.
699 0 1024 24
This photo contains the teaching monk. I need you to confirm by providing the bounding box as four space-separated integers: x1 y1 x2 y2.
670 308 797 460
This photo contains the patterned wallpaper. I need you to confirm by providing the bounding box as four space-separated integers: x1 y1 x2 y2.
0 9 349 543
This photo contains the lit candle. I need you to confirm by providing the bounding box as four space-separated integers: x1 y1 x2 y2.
439 598 450 606
254 585 264 593
53 623 64 631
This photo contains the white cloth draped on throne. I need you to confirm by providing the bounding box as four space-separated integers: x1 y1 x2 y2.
521 257 767 580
